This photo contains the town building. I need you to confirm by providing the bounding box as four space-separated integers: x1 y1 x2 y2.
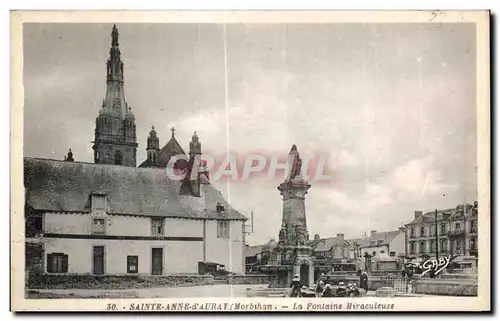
311 234 350 263
346 229 406 274
404 202 478 261
24 25 247 278
347 229 406 260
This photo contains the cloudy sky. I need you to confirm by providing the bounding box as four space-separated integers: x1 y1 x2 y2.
23 23 477 245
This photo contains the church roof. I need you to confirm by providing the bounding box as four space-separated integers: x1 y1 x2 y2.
24 157 247 221
139 135 187 168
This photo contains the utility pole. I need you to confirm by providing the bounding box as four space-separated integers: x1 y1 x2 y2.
435 209 439 261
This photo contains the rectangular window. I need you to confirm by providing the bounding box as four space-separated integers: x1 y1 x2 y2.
26 216 43 237
92 218 106 235
470 221 477 233
420 227 425 237
47 253 68 273
455 222 461 230
127 255 139 273
217 220 230 238
410 228 415 238
440 239 447 252
440 223 446 234
390 251 396 257
92 195 106 211
420 241 426 253
470 238 477 250
410 242 416 254
151 218 164 236
430 240 436 252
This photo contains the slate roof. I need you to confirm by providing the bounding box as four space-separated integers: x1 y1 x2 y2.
244 245 263 258
139 135 187 168
313 236 347 252
24 157 247 221
346 230 401 248
405 203 476 226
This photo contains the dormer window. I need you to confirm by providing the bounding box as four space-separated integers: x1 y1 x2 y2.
92 194 106 211
216 202 225 214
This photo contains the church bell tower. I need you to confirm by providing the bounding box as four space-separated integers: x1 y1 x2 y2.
92 24 138 167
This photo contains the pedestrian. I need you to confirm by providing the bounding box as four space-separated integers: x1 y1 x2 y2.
302 286 317 298
322 284 334 297
360 270 369 292
336 282 347 297
289 274 302 297
315 280 324 297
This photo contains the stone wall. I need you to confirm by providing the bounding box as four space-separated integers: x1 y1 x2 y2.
27 273 214 289
227 274 278 285
322 275 385 291
412 279 477 296
323 275 477 296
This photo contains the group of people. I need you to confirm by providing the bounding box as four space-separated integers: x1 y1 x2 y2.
288 273 365 298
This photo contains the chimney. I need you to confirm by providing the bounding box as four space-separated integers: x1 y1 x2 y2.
370 230 377 236
216 201 225 214
337 233 344 242
314 234 320 241
414 211 423 219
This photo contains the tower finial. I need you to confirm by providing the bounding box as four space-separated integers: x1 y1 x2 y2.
170 126 176 137
189 130 201 155
111 24 119 47
66 148 74 162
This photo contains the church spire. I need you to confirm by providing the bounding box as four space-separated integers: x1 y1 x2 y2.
107 24 124 85
93 24 138 167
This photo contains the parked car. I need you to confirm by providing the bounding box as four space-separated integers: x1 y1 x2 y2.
198 262 236 278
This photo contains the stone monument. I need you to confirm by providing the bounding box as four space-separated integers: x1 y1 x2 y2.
271 144 314 288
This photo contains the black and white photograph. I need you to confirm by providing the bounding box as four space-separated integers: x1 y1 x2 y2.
11 10 490 312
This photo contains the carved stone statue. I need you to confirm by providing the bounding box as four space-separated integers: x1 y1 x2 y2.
295 222 308 245
288 225 297 245
278 228 285 243
288 145 303 181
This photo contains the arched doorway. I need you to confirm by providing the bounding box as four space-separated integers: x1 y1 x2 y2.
300 264 309 286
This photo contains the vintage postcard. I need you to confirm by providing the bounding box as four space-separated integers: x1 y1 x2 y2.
10 10 490 312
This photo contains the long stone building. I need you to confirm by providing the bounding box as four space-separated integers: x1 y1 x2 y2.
24 25 247 277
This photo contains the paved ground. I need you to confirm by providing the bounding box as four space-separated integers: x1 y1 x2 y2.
27 285 441 299
28 284 267 299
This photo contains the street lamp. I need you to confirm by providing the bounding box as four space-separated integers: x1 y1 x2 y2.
435 209 439 261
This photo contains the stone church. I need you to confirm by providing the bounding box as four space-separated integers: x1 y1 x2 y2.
24 25 247 277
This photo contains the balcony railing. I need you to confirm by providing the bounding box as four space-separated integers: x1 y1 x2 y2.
448 229 465 237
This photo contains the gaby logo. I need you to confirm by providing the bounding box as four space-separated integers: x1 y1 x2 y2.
421 255 451 277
